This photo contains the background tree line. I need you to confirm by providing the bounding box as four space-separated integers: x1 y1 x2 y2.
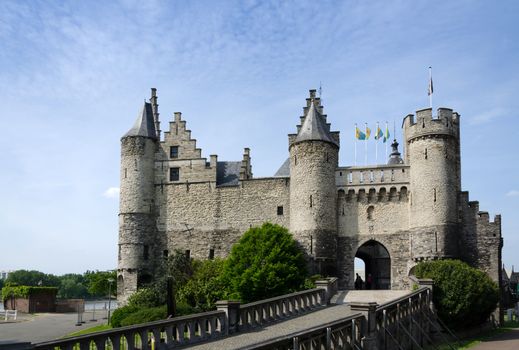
0 269 116 299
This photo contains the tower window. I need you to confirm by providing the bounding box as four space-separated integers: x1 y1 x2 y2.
170 146 179 158
143 245 149 260
209 249 215 260
433 188 437 202
310 195 313 208
118 245 121 261
277 206 284 215
163 250 168 258
170 167 180 181
185 250 191 259
124 168 127 178
367 206 374 220
424 148 428 160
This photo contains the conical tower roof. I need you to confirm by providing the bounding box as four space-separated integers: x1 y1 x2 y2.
294 100 337 146
123 102 157 139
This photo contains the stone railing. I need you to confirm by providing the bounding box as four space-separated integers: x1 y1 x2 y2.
33 279 337 350
244 312 364 350
34 310 226 350
237 288 325 331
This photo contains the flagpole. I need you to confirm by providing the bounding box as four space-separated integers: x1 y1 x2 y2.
429 66 433 109
354 123 357 166
385 121 389 160
364 122 368 166
375 122 379 164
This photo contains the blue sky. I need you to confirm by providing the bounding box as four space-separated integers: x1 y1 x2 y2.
1 0 518 275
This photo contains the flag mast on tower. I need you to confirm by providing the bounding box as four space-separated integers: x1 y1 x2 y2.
428 66 433 109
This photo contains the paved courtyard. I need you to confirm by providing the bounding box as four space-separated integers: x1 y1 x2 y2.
0 311 108 344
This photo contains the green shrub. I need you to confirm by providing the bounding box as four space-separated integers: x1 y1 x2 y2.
221 222 307 303
414 259 498 329
127 287 162 308
110 305 138 328
119 306 167 327
177 258 226 311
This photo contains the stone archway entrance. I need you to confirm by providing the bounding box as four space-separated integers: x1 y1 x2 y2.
355 240 391 290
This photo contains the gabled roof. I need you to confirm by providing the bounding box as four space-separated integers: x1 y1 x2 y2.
294 101 338 146
123 102 157 139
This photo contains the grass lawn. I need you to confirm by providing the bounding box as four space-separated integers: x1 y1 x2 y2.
64 324 112 337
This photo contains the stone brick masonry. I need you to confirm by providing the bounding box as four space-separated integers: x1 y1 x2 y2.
117 89 502 306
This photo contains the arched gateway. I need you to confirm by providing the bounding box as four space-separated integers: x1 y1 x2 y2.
355 240 391 290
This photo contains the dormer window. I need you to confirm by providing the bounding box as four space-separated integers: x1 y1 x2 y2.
170 146 179 159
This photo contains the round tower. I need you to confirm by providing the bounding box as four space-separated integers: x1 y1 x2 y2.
118 101 158 304
403 107 461 259
289 91 339 275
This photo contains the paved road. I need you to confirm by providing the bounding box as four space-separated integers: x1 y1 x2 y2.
471 329 519 350
0 311 108 344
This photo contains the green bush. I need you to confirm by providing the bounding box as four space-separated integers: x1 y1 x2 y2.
177 258 226 311
119 306 167 327
110 305 139 328
414 259 498 329
221 222 307 303
127 287 162 308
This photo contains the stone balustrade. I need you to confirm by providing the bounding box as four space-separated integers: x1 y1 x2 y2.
238 288 326 330
33 280 337 350
34 310 226 350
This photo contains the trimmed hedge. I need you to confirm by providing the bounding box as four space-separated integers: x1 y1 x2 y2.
414 259 498 329
119 306 167 327
1 286 58 301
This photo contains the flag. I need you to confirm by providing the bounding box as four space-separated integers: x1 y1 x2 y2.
355 126 366 140
383 124 390 143
428 70 433 96
374 125 383 140
365 126 371 140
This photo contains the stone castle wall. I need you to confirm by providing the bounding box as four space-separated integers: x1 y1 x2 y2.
156 177 290 260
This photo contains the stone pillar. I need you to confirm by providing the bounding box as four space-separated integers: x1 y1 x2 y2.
350 302 378 350
316 277 338 305
417 278 434 311
216 300 241 335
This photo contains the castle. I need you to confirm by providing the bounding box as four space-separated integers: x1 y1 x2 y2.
117 88 502 303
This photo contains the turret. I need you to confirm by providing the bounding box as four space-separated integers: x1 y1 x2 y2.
403 107 461 259
118 93 159 304
289 90 339 275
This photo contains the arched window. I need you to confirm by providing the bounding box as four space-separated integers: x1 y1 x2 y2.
367 206 374 220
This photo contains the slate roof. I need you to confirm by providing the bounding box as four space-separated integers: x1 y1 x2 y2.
294 101 338 146
123 102 157 139
216 161 241 186
387 139 404 165
274 158 290 177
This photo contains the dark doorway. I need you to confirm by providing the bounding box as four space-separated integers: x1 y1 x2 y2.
355 240 391 290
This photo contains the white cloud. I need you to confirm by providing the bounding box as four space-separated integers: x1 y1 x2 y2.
506 190 519 197
103 187 120 198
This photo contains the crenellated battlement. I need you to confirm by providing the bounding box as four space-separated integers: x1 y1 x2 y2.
403 107 460 143
336 165 409 187
338 185 409 203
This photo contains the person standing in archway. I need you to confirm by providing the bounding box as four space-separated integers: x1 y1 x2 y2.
366 273 373 290
355 273 363 290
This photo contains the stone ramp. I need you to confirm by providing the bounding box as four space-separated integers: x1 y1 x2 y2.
185 303 356 350
332 289 410 305
186 290 412 350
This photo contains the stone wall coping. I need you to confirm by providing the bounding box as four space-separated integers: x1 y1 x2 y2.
241 288 324 308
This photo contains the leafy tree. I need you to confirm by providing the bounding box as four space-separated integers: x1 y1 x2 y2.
58 274 89 299
221 223 307 303
414 259 499 329
85 270 117 298
0 278 4 291
6 270 60 287
177 258 226 311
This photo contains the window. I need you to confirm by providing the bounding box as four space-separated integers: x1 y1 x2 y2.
367 206 374 220
170 167 180 181
277 206 284 215
170 146 179 158
163 250 168 258
143 245 149 260
209 249 215 260
185 250 191 259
